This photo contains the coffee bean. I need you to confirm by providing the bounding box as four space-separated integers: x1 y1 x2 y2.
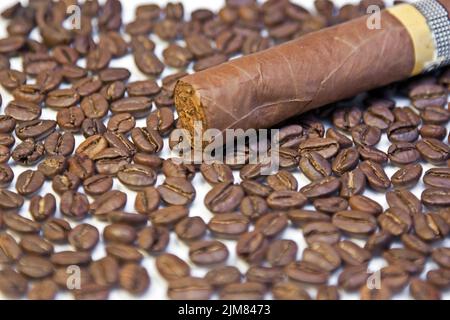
336 240 371 266
391 163 423 189
274 147 299 170
0 163 13 187
277 125 304 149
383 248 425 274
388 142 420 166
401 233 431 256
417 138 450 164
422 188 450 209
266 239 298 267
313 196 348 214
300 176 341 199
106 244 143 263
52 172 81 195
133 153 163 170
151 206 189 228
44 131 75 157
119 263 150 295
298 138 339 159
0 133 15 147
357 145 388 164
51 250 92 266
236 231 268 264
76 134 108 159
83 175 113 196
427 268 450 288
303 222 340 245
359 160 391 191
12 139 45 165
19 235 54 256
135 186 160 214
348 195 382 216
205 266 241 287
409 84 447 109
28 279 58 300
13 84 44 104
208 213 249 239
37 155 66 179
0 189 24 210
303 241 341 272
89 256 119 287
220 282 265 300
414 212 449 241
205 181 244 213
16 119 56 141
393 106 421 125
46 88 80 109
131 127 163 154
90 190 127 219
163 44 193 68
17 255 54 279
68 154 95 180
420 124 447 140
29 194 56 221
267 190 307 209
0 233 22 264
332 106 362 132
80 93 108 119
5 100 41 122
352 124 381 146
101 81 126 102
340 168 366 198
0 268 28 298
386 189 422 215
175 217 206 241
189 240 229 265
364 230 393 253
241 179 273 197
103 224 137 244
387 121 419 143
118 164 157 190
137 226 169 253
326 128 353 149
332 210 377 236
162 158 196 180
200 162 234 185
156 253 190 281
285 260 329 284
363 105 394 130
288 209 330 227
68 224 99 251
93 147 131 175
338 265 369 291
127 80 160 97
108 211 148 227
246 266 285 285
158 177 195 205
168 277 212 300
410 278 441 300
332 148 359 176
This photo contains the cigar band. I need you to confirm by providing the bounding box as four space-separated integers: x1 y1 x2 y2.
387 0 450 75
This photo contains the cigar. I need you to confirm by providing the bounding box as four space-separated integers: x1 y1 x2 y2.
175 0 450 139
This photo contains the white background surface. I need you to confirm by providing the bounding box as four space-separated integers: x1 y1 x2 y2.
0 0 449 300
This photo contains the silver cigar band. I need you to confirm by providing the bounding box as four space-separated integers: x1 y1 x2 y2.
414 0 450 71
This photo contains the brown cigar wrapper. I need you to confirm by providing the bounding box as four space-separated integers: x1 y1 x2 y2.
175 8 421 136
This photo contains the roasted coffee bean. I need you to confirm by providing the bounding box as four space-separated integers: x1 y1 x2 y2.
28 279 58 300
208 213 250 239
15 170 45 196
133 153 163 170
137 226 169 253
175 216 207 241
273 147 299 170
151 206 189 228
277 125 304 149
421 105 450 124
410 84 447 109
131 127 163 154
156 253 190 281
56 106 85 132
108 211 148 227
300 176 341 199
106 244 143 263
0 145 10 163
240 179 272 197
68 223 99 251
351 124 381 146
386 189 422 215
118 164 157 190
44 131 75 157
134 186 160 214
60 191 89 220
378 207 412 236
313 196 348 214
285 260 329 284
93 147 131 175
383 248 425 274
17 255 53 279
111 97 152 118
363 105 394 130
42 218 71 243
12 84 44 104
220 282 265 300
12 139 44 165
19 235 53 256
387 121 419 143
0 233 22 264
340 168 366 198
332 210 377 236
52 172 80 195
303 222 340 245
336 240 371 266
377 265 410 292
364 230 393 253
393 106 421 125
101 81 126 102
67 154 95 180
90 190 127 219
303 241 341 272
326 128 353 149
420 124 447 140
266 239 298 267
266 171 298 191
427 268 450 288
299 151 331 181
3 212 40 233
168 277 212 300
158 177 195 205
0 268 28 298
0 163 13 187
205 266 241 287
0 189 24 210
119 263 150 295
46 88 80 109
80 93 108 119
240 162 271 180
0 133 15 147
236 231 268 264
359 160 391 191
288 209 330 227
298 138 339 159
5 100 41 122
162 158 195 180
127 80 160 97
357 145 388 164
200 162 234 185
163 44 193 68
401 233 431 256
315 285 340 300
348 195 383 216
38 155 67 178
267 190 307 209
103 223 137 244
423 168 450 189
252 212 287 238
410 278 441 300
391 163 423 189
83 175 113 196
414 212 449 241
0 69 26 91
0 115 15 134
189 240 229 265
238 196 267 220
16 119 56 141
107 113 135 134
417 138 450 164
29 193 56 221
338 265 370 291
89 256 119 287
332 148 359 176
332 106 362 132
388 142 420 166
204 182 244 213
246 266 285 285
76 135 108 159
99 68 130 83
86 46 112 71
422 188 450 209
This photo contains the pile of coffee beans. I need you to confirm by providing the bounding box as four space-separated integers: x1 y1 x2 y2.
0 0 449 300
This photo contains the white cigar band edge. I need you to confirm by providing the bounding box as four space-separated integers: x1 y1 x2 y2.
388 0 450 76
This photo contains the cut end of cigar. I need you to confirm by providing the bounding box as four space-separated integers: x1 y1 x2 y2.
174 80 207 138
